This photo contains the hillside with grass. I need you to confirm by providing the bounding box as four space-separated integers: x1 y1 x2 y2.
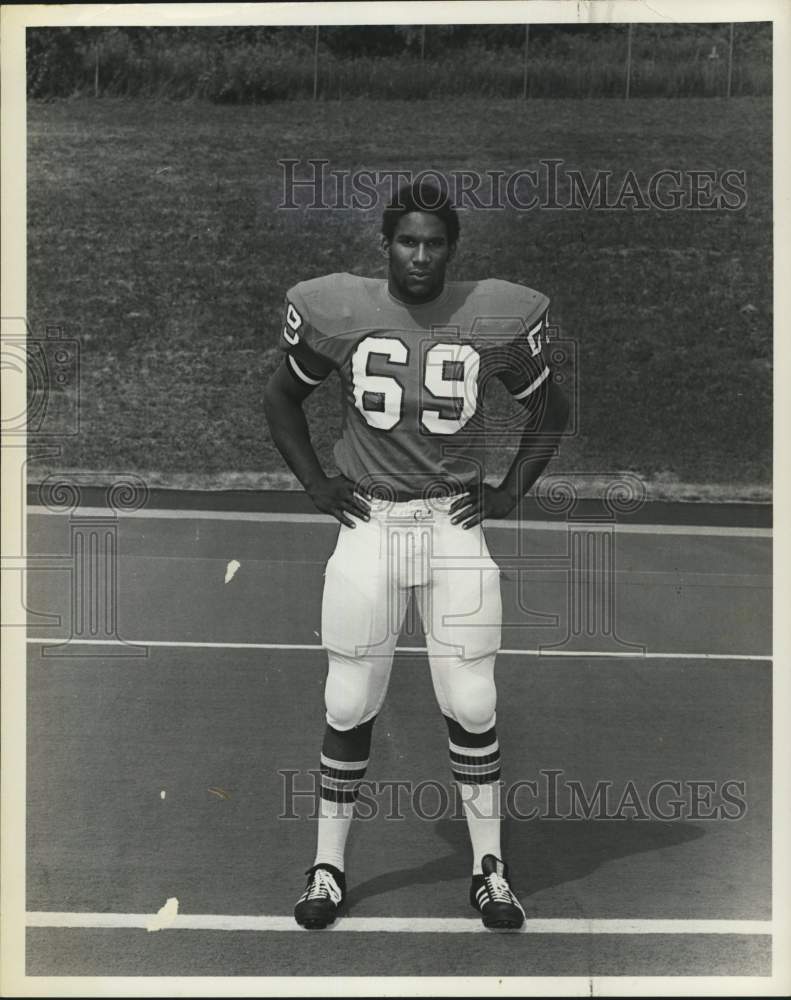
26 95 771 497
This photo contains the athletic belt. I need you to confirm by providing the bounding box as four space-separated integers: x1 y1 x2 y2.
360 492 470 521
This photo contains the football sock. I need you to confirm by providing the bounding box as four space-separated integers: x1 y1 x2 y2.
460 782 502 875
445 716 502 875
313 717 375 872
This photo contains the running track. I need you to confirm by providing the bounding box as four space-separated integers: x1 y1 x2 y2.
22 498 773 979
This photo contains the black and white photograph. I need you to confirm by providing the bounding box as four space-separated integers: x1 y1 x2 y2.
1 1 788 994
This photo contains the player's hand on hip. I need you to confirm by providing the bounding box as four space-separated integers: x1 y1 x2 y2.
307 474 371 528
449 484 515 528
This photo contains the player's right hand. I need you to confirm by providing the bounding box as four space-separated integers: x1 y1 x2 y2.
307 474 371 528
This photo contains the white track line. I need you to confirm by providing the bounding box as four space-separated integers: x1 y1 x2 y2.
25 637 771 661
27 505 771 538
26 912 772 935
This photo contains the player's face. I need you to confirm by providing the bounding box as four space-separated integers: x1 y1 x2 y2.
382 212 454 304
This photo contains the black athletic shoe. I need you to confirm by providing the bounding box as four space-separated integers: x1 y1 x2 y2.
470 854 525 929
294 863 346 929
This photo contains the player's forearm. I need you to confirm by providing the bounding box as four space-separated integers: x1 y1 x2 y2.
498 442 560 505
263 388 327 492
498 385 569 503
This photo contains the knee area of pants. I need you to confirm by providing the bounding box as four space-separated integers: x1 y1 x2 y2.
324 687 369 731
448 678 496 733
324 654 373 730
325 703 370 732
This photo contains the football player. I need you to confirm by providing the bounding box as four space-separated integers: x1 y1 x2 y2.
263 180 568 930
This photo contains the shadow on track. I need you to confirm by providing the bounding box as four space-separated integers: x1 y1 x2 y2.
345 815 705 908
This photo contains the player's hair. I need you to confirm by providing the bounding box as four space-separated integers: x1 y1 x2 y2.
381 180 460 245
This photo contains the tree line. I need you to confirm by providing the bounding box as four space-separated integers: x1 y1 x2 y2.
26 23 771 101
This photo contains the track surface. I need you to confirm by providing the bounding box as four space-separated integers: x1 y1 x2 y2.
24 505 772 978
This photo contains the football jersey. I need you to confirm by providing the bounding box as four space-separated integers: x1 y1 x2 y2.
278 273 551 498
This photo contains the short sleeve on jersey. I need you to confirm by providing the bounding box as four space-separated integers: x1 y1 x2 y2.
498 301 552 403
278 291 334 388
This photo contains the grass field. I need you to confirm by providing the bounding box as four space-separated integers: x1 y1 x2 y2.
26 97 772 495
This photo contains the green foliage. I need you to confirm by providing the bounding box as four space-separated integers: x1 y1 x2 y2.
26 23 772 101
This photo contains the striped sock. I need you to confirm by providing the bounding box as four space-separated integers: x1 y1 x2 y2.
313 718 374 872
445 716 502 875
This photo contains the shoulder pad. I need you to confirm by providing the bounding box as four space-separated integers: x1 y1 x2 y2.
286 273 371 339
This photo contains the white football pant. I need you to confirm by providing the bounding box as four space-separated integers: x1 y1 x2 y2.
321 494 502 734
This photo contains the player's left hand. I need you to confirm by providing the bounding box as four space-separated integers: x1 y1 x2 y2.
449 485 516 528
